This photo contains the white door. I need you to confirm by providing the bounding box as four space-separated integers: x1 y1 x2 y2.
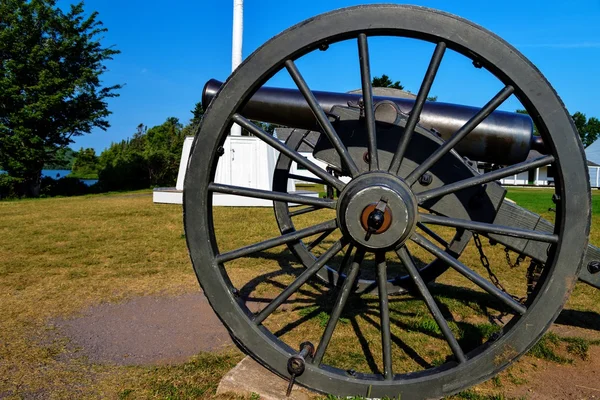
230 139 257 188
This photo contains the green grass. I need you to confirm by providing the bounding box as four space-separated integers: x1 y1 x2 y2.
1 188 599 398
527 333 572 364
118 352 244 399
506 187 600 218
448 391 524 400
67 172 99 180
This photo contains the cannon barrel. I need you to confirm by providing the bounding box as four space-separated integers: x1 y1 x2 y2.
203 79 543 164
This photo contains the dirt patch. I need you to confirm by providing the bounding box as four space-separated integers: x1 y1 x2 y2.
53 292 234 366
503 346 600 399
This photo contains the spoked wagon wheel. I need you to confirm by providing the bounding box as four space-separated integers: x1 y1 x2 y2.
184 5 589 398
272 128 472 295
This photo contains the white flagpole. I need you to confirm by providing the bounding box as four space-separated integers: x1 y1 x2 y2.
230 0 243 136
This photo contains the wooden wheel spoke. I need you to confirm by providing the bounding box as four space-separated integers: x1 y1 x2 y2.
289 205 319 217
285 60 360 177
419 213 558 243
288 173 327 186
357 33 378 170
411 233 527 315
254 239 347 325
416 222 449 248
313 248 365 365
376 252 394 379
389 42 446 174
306 228 335 251
396 246 466 363
406 85 514 185
232 114 345 191
336 244 354 274
208 183 336 209
417 155 554 203
215 219 337 263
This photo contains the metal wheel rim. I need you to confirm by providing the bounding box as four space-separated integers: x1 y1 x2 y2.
184 5 590 398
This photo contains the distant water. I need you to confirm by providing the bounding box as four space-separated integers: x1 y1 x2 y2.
0 169 98 186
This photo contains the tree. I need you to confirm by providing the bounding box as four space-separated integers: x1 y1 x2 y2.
516 109 600 147
44 147 76 169
371 74 439 100
71 148 99 178
0 0 121 196
572 112 600 148
144 117 184 185
190 102 204 125
372 74 404 90
182 102 204 137
97 118 185 191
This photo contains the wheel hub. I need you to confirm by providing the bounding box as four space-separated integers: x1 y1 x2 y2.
337 172 417 250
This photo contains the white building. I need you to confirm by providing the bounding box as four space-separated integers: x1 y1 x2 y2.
585 139 600 188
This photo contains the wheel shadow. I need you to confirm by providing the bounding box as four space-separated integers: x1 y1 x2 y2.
429 283 600 333
555 309 600 332
237 250 443 371
232 249 600 379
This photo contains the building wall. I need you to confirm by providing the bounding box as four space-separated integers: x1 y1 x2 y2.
589 166 600 188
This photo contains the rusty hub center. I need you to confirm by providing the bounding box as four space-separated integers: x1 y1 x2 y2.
360 203 393 234
337 172 417 250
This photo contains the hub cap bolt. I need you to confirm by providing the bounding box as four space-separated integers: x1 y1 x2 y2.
368 209 385 230
418 173 433 186
363 151 370 164
588 261 600 274
365 198 388 241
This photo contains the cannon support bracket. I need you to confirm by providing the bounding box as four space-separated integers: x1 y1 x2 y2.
487 200 600 289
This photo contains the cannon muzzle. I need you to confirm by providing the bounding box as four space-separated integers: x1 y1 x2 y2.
203 79 542 165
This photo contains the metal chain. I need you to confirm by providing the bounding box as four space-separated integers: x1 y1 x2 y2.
504 247 525 269
472 232 527 314
472 232 509 294
526 259 544 296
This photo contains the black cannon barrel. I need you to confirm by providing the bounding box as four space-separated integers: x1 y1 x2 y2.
203 79 541 164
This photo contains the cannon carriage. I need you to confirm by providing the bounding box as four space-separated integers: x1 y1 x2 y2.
184 5 600 398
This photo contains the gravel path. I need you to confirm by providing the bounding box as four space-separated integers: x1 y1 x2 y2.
54 292 233 365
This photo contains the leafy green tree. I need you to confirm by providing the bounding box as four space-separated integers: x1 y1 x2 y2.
182 103 204 137
97 138 148 191
572 112 600 148
98 118 185 191
372 74 404 90
191 102 204 125
0 0 121 196
371 74 439 100
71 148 99 178
517 109 600 147
44 147 76 169
144 117 184 185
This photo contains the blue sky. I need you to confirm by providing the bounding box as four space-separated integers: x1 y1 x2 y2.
59 0 600 153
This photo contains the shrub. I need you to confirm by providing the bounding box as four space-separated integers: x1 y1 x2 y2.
0 175 24 199
40 176 90 197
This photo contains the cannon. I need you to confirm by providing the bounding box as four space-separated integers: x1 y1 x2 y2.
202 78 543 165
202 78 600 296
184 5 600 399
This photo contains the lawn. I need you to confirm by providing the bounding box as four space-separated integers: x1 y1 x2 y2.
0 187 599 399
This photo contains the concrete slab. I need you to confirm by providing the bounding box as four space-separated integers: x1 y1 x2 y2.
217 356 316 400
